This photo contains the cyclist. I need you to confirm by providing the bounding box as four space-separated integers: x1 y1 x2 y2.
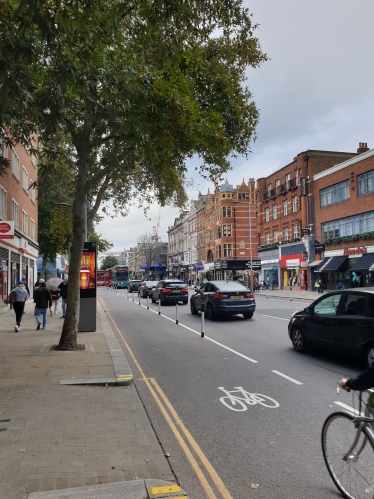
338 365 374 391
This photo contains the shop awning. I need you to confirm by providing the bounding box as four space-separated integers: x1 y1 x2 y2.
308 260 323 267
316 256 348 272
350 253 374 271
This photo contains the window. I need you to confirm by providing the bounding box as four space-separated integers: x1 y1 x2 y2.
268 183 272 193
342 293 366 316
265 207 269 222
272 204 277 219
320 180 350 207
275 179 280 188
217 226 222 238
223 244 232 257
12 149 20 180
274 230 278 243
216 245 222 258
30 219 35 240
22 167 29 193
293 224 299 239
286 173 290 189
322 211 374 241
292 196 298 212
0 185 6 217
228 244 232 256
265 232 270 244
295 169 299 185
313 294 341 316
12 199 19 227
358 170 374 196
283 227 289 241
22 210 28 234
283 199 288 216
222 225 232 236
238 193 249 200
222 207 231 218
227 225 231 236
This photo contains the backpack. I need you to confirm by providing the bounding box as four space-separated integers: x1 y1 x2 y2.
8 290 17 307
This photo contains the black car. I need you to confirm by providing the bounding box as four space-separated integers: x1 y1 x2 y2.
288 289 374 366
128 279 142 292
151 280 188 305
190 280 256 320
138 280 156 298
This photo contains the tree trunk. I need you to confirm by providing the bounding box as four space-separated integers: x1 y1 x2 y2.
56 144 88 350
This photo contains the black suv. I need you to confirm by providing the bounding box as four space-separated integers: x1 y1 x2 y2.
151 280 188 305
128 280 142 292
288 289 374 366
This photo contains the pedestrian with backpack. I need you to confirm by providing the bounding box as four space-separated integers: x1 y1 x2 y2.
9 280 29 332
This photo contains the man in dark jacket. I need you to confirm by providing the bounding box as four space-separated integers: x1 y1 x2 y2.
58 278 68 318
33 279 52 330
339 367 374 391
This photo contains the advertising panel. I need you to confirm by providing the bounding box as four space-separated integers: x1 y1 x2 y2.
80 243 97 299
0 221 14 239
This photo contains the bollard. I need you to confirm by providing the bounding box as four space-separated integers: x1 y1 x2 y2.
132 290 134 301
147 295 149 310
127 287 129 299
138 292 140 305
158 297 161 315
290 286 292 301
175 298 179 324
201 303 205 337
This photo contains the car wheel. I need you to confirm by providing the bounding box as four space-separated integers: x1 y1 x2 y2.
365 344 374 367
183 300 188 305
206 304 215 321
243 312 253 319
291 327 308 353
190 300 198 315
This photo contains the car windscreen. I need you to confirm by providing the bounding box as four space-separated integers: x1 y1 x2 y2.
164 282 185 288
214 281 247 291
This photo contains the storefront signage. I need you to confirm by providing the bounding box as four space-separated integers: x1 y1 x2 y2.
286 259 300 268
300 177 308 196
0 221 14 239
344 246 367 255
261 259 279 264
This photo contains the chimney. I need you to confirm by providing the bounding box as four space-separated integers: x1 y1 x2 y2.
357 142 370 154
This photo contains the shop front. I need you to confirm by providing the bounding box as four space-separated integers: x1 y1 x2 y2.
258 247 280 289
316 246 374 290
213 260 249 281
280 254 308 290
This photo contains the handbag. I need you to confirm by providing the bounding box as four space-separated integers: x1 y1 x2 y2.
315 282 320 288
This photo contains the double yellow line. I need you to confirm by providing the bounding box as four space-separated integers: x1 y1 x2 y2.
103 302 233 499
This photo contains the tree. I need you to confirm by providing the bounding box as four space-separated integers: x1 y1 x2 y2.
101 256 119 270
0 0 267 349
137 233 158 278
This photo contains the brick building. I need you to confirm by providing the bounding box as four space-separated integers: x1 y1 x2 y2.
0 141 39 309
313 143 374 290
256 148 356 290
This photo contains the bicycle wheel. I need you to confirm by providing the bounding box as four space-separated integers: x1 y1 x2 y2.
322 411 374 499
219 396 247 411
252 393 280 408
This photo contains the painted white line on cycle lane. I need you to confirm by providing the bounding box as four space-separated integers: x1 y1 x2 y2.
262 314 289 321
334 401 363 416
271 370 303 385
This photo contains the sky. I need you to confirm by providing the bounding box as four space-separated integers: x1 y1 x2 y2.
97 0 374 254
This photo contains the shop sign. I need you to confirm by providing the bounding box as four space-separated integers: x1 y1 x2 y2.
196 263 204 271
261 259 279 264
0 221 14 239
286 259 300 268
343 246 367 256
300 177 308 196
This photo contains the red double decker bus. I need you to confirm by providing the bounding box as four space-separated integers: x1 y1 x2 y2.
104 268 113 287
97 270 105 286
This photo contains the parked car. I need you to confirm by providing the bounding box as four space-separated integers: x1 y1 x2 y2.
190 280 256 320
151 280 188 305
288 289 374 366
138 280 156 298
128 279 142 293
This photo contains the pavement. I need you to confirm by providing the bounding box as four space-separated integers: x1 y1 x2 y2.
0 298 187 499
253 287 317 301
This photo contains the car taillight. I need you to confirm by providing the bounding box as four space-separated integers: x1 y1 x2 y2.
214 293 228 299
246 293 254 298
182 288 188 293
145 286 149 290
161 288 171 293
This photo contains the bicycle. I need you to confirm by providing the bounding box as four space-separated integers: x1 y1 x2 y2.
218 386 279 411
321 388 374 499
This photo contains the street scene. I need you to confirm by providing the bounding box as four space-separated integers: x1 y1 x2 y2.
1 1 374 498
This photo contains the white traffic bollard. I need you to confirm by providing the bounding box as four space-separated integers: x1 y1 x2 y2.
175 299 179 324
201 304 205 337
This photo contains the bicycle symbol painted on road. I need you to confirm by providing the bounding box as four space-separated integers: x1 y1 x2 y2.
218 386 280 411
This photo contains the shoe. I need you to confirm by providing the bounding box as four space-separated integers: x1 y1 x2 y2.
37 323 41 330
60 316 65 318
18 327 21 331
14 325 18 332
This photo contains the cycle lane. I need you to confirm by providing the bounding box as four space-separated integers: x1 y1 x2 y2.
100 288 363 499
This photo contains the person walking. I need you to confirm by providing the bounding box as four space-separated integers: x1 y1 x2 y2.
9 280 29 332
315 277 324 294
33 279 52 330
58 278 68 318
50 289 60 315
